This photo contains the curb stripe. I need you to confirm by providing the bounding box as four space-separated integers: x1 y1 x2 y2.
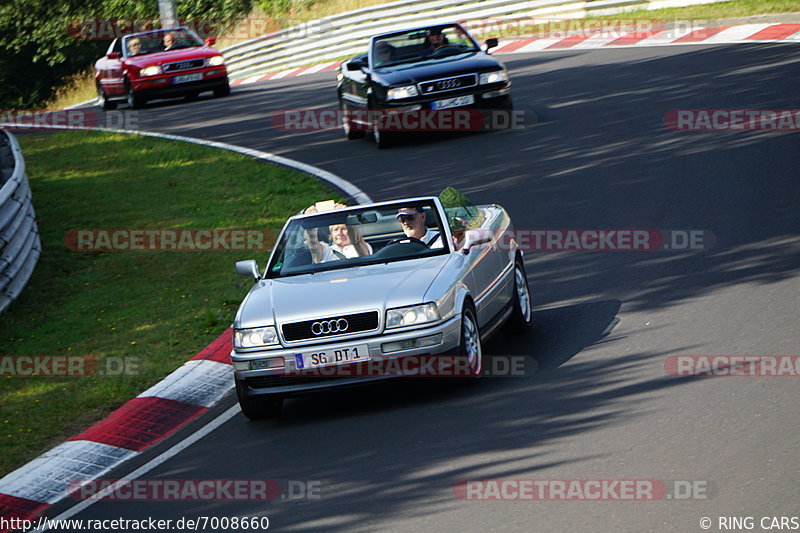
546 35 591 49
672 25 731 42
0 494 49 532
190 328 233 363
607 29 662 46
746 23 800 40
0 441 137 504
494 39 537 53
68 397 206 451
137 360 232 408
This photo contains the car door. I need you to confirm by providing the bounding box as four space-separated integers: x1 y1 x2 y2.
96 39 125 96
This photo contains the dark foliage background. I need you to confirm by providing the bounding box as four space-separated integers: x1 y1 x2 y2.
0 0 255 109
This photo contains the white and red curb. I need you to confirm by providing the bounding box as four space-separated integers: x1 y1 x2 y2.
0 331 233 530
230 23 800 87
0 127 371 531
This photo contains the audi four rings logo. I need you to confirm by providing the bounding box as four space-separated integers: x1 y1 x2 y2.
436 79 460 90
311 318 349 335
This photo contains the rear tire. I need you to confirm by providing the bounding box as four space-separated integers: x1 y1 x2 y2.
505 258 532 333
236 380 283 420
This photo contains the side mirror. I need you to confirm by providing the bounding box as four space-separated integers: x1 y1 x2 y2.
108 52 121 60
235 259 260 280
205 37 217 46
461 229 493 254
484 38 498 52
346 58 365 71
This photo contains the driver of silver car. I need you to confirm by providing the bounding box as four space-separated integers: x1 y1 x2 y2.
396 206 443 248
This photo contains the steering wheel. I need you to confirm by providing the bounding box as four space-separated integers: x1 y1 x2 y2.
386 236 428 248
429 45 456 57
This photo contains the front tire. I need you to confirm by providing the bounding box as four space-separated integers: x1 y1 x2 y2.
340 100 365 140
236 380 284 420
214 83 231 98
126 83 145 109
97 84 116 110
459 303 484 382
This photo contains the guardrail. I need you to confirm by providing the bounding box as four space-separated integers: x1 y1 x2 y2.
221 0 729 80
0 129 42 313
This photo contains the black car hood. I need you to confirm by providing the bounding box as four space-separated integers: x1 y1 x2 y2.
373 52 503 85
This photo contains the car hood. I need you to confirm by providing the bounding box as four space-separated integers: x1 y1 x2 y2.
235 255 452 329
124 47 220 67
373 52 502 85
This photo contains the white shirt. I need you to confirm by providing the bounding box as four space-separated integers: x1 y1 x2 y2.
320 241 373 262
419 228 443 249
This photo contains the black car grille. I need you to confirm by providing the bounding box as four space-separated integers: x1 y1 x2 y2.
418 74 477 96
281 311 379 342
163 59 205 72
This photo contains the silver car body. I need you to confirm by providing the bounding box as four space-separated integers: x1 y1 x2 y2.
231 196 521 398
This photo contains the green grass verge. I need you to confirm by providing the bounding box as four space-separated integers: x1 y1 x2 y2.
0 130 340 476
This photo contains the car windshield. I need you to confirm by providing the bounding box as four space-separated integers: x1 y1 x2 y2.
122 29 204 57
371 24 480 68
267 201 449 278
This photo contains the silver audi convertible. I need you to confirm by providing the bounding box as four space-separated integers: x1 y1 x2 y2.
231 189 531 418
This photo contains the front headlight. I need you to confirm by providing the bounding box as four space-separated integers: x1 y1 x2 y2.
234 326 279 349
386 303 440 329
139 65 162 77
208 55 225 66
479 70 508 85
387 85 419 100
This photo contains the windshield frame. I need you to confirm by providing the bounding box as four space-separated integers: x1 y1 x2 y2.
265 198 452 279
121 27 205 58
369 23 481 70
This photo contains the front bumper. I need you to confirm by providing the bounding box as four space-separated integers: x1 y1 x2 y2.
382 82 511 111
132 69 228 99
233 315 462 398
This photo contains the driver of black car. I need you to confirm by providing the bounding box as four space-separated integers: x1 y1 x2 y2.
423 28 450 55
374 41 395 66
396 206 443 248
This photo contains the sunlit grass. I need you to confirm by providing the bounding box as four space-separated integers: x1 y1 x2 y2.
0 130 340 475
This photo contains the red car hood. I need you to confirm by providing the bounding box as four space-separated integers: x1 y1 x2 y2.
124 47 220 67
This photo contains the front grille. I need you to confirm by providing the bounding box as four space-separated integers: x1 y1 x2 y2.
163 59 205 72
282 311 379 342
418 74 477 96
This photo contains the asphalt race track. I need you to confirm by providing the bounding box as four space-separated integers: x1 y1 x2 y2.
53 43 800 532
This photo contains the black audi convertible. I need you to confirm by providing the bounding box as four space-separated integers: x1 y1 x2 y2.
337 23 512 148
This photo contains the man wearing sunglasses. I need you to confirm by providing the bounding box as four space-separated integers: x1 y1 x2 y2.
396 207 443 248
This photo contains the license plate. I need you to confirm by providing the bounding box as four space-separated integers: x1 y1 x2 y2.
294 343 369 370
173 73 203 84
431 94 475 110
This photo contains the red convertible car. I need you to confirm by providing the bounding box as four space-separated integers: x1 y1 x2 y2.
94 27 230 110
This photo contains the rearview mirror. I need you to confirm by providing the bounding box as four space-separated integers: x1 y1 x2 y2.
484 38 498 52
346 212 378 225
235 259 260 280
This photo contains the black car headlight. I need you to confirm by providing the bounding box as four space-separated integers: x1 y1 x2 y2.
479 70 508 85
387 85 419 100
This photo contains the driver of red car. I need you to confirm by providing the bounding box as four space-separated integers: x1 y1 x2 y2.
396 207 442 248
